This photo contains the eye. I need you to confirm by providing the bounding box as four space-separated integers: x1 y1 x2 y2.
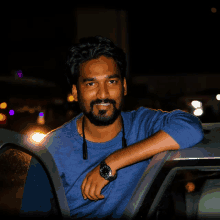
109 80 117 84
86 82 95 86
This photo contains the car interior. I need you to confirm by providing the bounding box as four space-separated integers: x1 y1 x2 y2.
0 123 220 220
121 123 220 220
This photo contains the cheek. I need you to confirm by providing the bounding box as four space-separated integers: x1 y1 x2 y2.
112 92 124 107
82 92 96 107
110 86 123 97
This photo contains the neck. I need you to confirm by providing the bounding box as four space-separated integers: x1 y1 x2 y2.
82 115 123 142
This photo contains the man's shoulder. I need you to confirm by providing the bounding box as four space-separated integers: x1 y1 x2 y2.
123 106 162 119
41 116 78 147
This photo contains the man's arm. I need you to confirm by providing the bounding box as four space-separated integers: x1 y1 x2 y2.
81 110 204 201
81 130 181 200
105 109 204 174
105 130 180 174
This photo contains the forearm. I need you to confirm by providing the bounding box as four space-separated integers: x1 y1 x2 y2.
105 130 180 173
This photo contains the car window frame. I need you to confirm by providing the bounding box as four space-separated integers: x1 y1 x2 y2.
146 163 220 220
0 128 71 219
122 123 220 220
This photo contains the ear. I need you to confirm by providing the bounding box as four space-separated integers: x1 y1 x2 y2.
72 84 78 102
123 78 127 96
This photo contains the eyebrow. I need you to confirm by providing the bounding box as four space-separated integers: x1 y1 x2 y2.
82 74 121 83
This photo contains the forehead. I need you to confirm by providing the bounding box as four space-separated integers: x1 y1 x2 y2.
79 55 120 79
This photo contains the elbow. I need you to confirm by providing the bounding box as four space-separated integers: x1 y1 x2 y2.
189 114 204 146
192 125 204 146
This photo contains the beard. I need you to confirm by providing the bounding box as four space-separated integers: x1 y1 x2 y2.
77 89 125 126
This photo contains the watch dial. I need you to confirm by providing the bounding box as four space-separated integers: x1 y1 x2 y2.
102 167 109 176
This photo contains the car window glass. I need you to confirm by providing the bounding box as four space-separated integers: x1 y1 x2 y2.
0 146 61 218
0 148 32 217
147 169 220 220
22 155 61 218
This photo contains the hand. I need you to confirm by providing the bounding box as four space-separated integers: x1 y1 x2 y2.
81 164 116 201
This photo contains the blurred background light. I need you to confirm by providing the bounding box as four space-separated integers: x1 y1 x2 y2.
39 112 44 117
193 108 203 116
26 129 47 145
9 110 14 115
185 182 195 192
67 94 74 102
216 94 220 101
37 112 45 125
211 7 217 13
30 132 46 143
191 100 202 108
29 109 35 113
0 113 6 121
17 70 23 78
0 102 7 109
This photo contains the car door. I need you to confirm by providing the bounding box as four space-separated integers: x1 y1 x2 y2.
0 128 71 220
121 123 220 220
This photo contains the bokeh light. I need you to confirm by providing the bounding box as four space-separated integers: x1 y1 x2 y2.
17 70 23 78
67 94 74 102
185 182 195 192
216 94 220 101
0 113 6 121
193 108 203 116
37 112 45 125
0 102 7 109
26 129 47 145
191 100 202 108
30 132 46 144
39 112 44 117
211 7 217 13
9 110 14 115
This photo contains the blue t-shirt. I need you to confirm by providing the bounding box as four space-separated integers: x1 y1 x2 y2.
23 107 204 218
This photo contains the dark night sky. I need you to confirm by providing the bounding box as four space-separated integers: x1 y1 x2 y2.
4 2 220 89
128 3 220 74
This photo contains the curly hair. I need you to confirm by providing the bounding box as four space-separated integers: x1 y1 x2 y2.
64 35 127 92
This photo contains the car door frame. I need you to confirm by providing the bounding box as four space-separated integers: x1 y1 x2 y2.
0 128 72 220
121 123 220 220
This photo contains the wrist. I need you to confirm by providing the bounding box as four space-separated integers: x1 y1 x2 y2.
104 153 120 176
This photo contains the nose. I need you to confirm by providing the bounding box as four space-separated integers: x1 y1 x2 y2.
97 83 110 100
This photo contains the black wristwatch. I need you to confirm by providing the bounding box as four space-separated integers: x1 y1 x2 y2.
99 160 117 182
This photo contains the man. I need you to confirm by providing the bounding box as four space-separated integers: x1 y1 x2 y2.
22 36 204 219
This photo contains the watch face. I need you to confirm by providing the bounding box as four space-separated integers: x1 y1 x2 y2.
102 167 110 176
101 165 111 179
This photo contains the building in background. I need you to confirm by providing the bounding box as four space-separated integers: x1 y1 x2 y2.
73 6 130 81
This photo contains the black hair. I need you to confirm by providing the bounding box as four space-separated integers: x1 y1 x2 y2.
64 35 127 92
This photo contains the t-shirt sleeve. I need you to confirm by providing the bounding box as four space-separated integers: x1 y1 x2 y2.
150 109 204 149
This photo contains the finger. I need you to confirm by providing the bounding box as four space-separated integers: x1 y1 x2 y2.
90 185 100 201
95 187 105 200
96 194 105 200
84 180 94 200
81 177 88 199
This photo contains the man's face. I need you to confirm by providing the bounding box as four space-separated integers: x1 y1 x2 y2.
72 55 127 126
